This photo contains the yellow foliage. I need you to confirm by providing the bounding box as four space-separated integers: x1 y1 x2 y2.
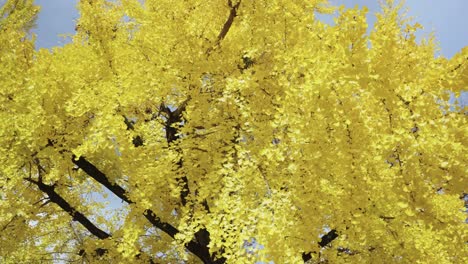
0 0 466 263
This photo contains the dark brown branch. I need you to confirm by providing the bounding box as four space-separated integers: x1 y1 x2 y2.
206 0 241 54
27 161 159 262
302 229 338 263
160 98 190 144
216 0 241 43
122 98 191 148
160 101 222 264
72 156 222 263
318 229 338 247
74 99 223 263
25 177 110 240
71 156 179 238
0 215 17 232
72 156 131 203
123 115 144 147
160 100 190 206
450 56 467 72
26 161 112 259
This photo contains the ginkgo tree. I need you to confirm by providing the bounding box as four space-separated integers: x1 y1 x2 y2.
0 0 466 263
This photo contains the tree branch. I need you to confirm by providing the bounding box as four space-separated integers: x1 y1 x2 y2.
26 162 158 262
216 0 241 44
25 177 111 240
160 100 190 206
160 101 221 263
123 115 144 147
73 99 223 263
72 155 222 263
206 0 241 55
72 156 131 203
0 215 18 232
71 156 179 238
302 229 338 263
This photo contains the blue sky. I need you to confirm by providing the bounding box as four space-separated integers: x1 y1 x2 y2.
328 0 468 58
33 0 79 48
32 0 468 58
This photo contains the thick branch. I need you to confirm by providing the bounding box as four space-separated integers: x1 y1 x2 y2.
206 0 241 54
25 178 110 240
302 229 338 263
142 209 178 238
28 176 157 262
74 99 221 263
160 98 189 144
160 100 190 206
72 156 179 237
26 163 159 261
72 156 131 203
161 102 220 263
72 156 221 263
216 0 241 43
